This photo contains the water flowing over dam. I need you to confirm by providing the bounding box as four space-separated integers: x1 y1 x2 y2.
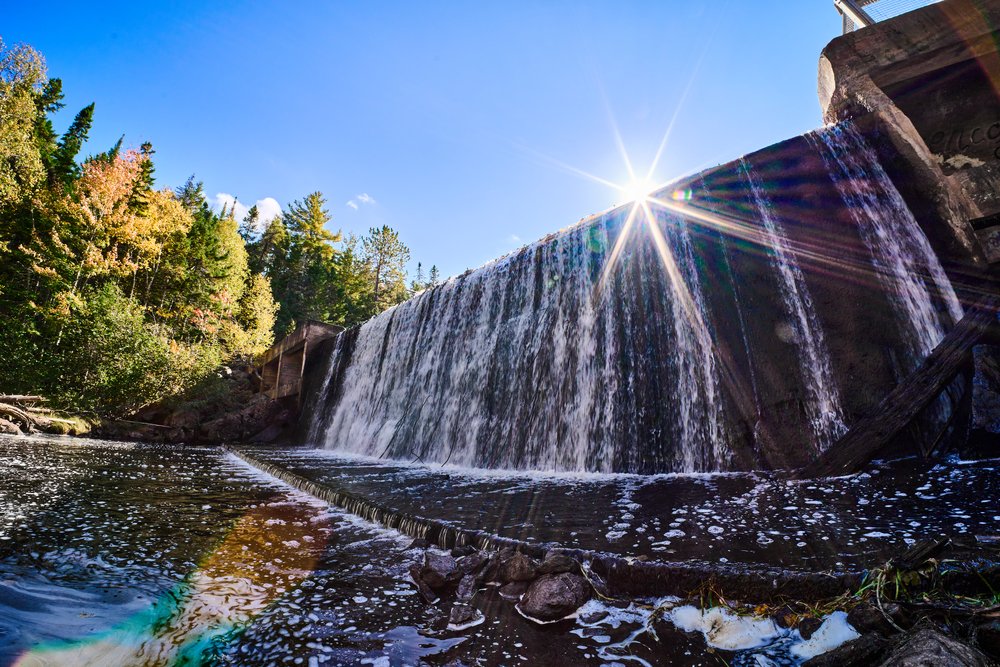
304 121 963 473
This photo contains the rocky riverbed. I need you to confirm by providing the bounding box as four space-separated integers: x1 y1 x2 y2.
1 434 998 665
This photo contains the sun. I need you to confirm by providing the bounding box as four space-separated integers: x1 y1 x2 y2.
620 177 656 203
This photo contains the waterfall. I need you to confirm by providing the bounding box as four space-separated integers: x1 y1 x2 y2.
309 205 728 474
812 122 964 366
740 160 846 449
304 120 967 474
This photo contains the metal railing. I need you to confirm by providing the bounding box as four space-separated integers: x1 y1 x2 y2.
835 0 944 33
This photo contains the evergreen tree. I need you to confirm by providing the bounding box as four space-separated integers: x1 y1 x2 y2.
361 225 410 315
410 261 425 293
50 102 95 187
428 265 441 286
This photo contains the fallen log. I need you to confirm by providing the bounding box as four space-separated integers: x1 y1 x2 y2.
0 402 38 432
799 294 1000 479
0 395 46 405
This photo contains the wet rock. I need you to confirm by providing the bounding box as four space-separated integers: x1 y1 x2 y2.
585 568 609 598
409 564 439 603
798 616 824 640
802 633 889 666
479 553 502 584
537 551 579 575
499 581 528 600
975 621 1000 660
847 601 900 636
878 627 994 666
516 573 591 623
447 602 483 630
451 544 476 558
579 610 609 625
0 418 21 435
772 605 799 629
408 538 430 550
457 551 489 577
500 552 538 583
421 551 460 592
456 573 479 601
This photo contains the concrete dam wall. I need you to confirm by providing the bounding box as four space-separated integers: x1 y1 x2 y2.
299 120 969 473
299 0 996 474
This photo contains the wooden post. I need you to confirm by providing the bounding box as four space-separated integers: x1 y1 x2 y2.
273 351 283 400
298 340 308 410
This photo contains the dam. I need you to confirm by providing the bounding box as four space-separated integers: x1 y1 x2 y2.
3 2 1000 666
299 0 999 474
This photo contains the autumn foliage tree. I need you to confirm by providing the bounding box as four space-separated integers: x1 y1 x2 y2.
0 38 428 416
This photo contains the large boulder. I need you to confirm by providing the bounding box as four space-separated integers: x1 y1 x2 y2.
878 627 994 667
516 573 591 623
420 551 460 592
499 552 538 583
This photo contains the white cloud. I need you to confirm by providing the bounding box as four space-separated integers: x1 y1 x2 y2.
346 192 376 210
254 197 281 225
213 193 249 223
509 234 522 244
212 193 282 232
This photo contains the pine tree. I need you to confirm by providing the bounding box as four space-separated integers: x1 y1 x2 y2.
428 265 441 286
50 102 95 187
410 261 425 293
361 225 410 315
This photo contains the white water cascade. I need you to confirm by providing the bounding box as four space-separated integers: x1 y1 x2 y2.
741 160 847 449
308 205 729 474
813 122 964 367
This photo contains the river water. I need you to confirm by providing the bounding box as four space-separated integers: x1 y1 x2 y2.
1 435 997 666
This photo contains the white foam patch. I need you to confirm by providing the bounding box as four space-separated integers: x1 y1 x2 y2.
669 606 782 651
446 611 485 631
790 611 860 660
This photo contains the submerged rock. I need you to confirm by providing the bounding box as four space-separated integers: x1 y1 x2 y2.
499 581 528 601
877 627 994 666
447 602 484 631
516 573 591 623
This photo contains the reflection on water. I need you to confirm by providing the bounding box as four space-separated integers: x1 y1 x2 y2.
1 435 996 666
239 446 1000 571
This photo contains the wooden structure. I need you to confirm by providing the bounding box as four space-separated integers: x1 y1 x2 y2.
258 321 343 405
800 293 1000 478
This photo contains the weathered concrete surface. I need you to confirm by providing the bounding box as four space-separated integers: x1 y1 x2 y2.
970 344 1000 452
819 0 1000 265
258 320 343 403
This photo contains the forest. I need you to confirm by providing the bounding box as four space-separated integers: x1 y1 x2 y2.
0 39 437 416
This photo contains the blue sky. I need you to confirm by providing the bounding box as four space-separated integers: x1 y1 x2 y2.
4 1 841 278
